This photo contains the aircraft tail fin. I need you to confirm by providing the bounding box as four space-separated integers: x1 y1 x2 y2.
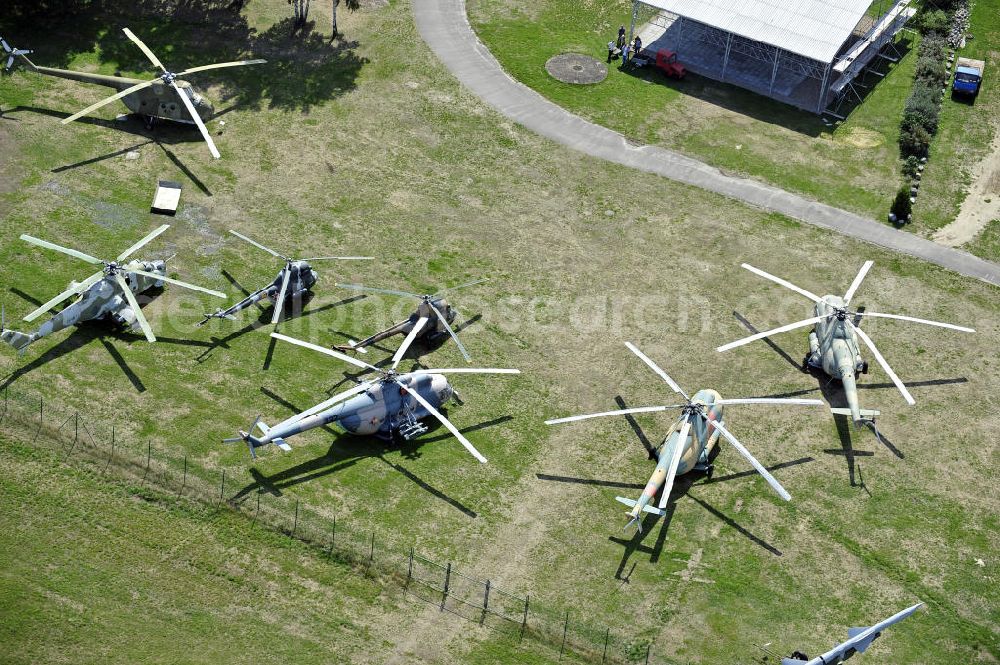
830 407 880 418
0 329 33 353
0 37 34 71
615 496 664 515
222 416 275 459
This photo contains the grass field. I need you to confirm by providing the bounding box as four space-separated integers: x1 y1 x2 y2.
0 1 998 663
467 0 999 235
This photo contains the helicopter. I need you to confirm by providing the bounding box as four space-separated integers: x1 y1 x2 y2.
717 262 975 424
778 602 923 664
1 225 225 352
546 342 824 532
199 230 372 327
332 279 487 362
224 324 518 462
1 29 265 159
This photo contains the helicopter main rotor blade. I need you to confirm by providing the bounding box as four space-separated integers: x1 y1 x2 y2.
545 405 682 425
412 368 520 375
847 320 915 406
171 80 220 159
659 414 690 510
335 283 422 299
857 312 975 333
391 316 428 368
401 380 487 463
114 272 155 342
270 332 380 372
717 316 826 353
122 27 167 73
433 278 489 296
116 224 170 262
708 416 791 501
273 381 375 430
742 263 824 304
128 268 226 298
228 230 288 260
60 78 156 124
20 234 103 265
174 59 267 77
22 271 104 322
624 342 688 399
270 268 292 326
429 302 471 362
298 256 374 262
842 260 874 305
714 398 825 406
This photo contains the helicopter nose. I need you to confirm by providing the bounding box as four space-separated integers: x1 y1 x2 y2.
430 375 453 404
200 98 215 120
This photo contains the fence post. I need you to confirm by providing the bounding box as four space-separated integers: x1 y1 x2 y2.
219 469 226 505
32 396 43 442
1 385 7 425
521 594 529 639
441 562 451 610
407 547 413 585
368 531 375 565
292 499 299 537
483 579 491 613
645 643 651 664
560 610 568 659
602 627 610 664
104 425 115 474
330 515 336 555
74 412 79 445
179 454 188 495
141 440 151 485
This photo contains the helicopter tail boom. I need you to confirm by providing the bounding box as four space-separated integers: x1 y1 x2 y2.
0 329 34 353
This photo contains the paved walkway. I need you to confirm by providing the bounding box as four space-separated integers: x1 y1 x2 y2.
411 0 1000 287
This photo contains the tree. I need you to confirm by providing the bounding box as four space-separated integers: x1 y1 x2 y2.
291 0 311 26
891 187 913 222
332 0 362 38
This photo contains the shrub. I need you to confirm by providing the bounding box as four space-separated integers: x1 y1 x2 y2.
903 84 941 134
891 188 913 221
899 122 932 158
914 53 948 87
918 9 949 35
902 155 921 179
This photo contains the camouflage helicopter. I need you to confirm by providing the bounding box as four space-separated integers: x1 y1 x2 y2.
1 225 225 352
332 279 487 361
199 230 372 327
1 29 265 159
778 602 923 664
546 342 823 531
718 262 975 424
225 325 518 461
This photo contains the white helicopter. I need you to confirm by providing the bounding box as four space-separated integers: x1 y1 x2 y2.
546 342 824 531
718 262 975 423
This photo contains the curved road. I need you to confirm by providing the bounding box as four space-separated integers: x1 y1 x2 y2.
412 0 1000 287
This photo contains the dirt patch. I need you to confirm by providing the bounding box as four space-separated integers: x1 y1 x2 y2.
837 127 884 149
0 124 22 215
933 118 1000 247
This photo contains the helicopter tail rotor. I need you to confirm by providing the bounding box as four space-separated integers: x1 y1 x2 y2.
223 415 283 459
1 37 33 71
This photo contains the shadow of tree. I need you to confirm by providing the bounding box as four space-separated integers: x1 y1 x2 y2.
4 1 366 114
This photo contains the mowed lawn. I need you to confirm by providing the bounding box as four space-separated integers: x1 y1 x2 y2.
0 1 998 663
467 0 999 236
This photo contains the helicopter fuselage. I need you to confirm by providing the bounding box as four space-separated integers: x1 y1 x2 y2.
251 372 455 450
1 260 166 350
627 389 724 522
806 296 867 421
30 65 214 123
209 261 318 322
341 297 457 352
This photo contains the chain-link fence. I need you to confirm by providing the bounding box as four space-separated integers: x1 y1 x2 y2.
0 386 681 664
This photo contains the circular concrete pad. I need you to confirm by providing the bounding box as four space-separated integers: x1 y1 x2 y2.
545 54 607 84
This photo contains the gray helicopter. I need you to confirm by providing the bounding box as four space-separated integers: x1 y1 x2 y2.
332 279 487 361
1 29 265 158
718 262 975 423
225 324 518 462
1 225 225 352
199 230 372 326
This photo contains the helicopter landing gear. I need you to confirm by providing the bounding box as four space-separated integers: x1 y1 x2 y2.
142 114 155 130
862 361 869 374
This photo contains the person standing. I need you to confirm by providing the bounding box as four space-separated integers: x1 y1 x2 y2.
620 42 631 68
633 35 643 57
617 25 627 49
607 39 616 63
